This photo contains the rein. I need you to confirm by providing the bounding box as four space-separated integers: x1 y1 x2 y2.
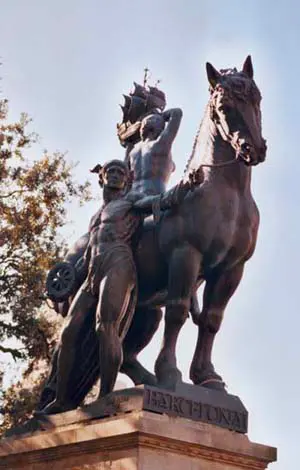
198 156 238 170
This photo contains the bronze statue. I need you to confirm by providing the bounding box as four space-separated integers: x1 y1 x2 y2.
40 56 266 412
41 160 197 414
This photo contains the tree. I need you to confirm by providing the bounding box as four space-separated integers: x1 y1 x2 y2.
0 98 91 433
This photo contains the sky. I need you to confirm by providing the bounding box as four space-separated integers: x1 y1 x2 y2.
1 1 299 467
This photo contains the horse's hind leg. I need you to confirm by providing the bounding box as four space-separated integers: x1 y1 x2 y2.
121 306 162 386
155 245 202 389
190 263 244 390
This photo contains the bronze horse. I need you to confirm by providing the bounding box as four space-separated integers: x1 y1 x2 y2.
40 56 266 408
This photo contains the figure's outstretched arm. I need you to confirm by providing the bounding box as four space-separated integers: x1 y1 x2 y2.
132 195 155 215
156 108 183 149
133 169 202 217
132 184 185 218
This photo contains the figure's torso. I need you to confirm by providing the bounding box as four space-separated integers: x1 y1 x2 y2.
129 140 175 195
89 197 142 257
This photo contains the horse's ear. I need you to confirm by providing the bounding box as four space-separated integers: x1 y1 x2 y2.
242 55 254 79
206 62 221 88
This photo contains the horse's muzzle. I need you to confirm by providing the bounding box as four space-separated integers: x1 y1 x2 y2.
257 139 267 163
238 139 267 166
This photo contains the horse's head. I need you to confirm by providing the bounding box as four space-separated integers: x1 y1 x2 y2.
206 56 266 166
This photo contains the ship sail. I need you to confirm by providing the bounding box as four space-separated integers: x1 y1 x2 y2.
117 81 167 146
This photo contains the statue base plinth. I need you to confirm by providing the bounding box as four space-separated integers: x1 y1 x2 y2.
0 386 277 469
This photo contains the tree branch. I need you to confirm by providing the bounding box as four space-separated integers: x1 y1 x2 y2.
0 345 24 360
0 189 30 199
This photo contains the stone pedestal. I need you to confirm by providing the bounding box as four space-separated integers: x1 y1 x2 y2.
0 408 276 470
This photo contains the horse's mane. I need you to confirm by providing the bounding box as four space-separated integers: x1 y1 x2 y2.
183 103 211 178
183 70 237 178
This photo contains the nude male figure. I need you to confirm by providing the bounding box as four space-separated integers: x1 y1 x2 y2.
125 108 183 195
41 159 194 414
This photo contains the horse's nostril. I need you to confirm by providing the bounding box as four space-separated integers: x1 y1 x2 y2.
240 142 252 155
241 143 249 151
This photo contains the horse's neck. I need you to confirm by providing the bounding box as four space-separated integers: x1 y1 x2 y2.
201 118 252 194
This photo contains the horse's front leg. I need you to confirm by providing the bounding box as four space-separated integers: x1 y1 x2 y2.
190 263 244 390
155 245 202 389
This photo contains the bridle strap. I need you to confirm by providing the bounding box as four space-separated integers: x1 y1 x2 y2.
199 157 238 170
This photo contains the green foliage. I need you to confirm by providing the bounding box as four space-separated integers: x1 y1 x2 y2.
0 98 91 433
0 360 49 434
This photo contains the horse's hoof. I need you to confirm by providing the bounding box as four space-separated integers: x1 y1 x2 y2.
155 354 183 390
200 378 227 392
156 366 182 390
121 359 157 387
140 372 157 387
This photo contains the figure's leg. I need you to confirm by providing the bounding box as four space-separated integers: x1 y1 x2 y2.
41 285 98 413
96 267 136 398
155 245 202 388
121 306 162 385
190 264 244 390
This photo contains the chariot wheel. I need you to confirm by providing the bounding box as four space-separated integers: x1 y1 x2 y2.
46 262 76 302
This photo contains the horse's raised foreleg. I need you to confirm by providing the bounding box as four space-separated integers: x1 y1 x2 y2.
155 245 202 389
121 306 162 386
190 263 244 390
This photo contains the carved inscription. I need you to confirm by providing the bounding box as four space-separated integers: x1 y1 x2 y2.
143 388 247 433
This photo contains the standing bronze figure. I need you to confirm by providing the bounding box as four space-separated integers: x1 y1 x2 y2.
42 160 196 414
39 87 185 410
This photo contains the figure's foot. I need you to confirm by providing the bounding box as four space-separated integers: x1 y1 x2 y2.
155 355 182 390
35 399 76 415
121 358 157 386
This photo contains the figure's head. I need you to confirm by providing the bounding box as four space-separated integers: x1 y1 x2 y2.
206 55 267 166
140 113 165 141
90 160 132 191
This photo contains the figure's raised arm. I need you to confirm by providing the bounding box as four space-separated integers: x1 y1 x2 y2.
156 108 183 149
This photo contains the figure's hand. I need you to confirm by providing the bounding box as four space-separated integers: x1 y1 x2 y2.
175 180 192 203
162 110 171 121
188 168 203 190
75 256 88 280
